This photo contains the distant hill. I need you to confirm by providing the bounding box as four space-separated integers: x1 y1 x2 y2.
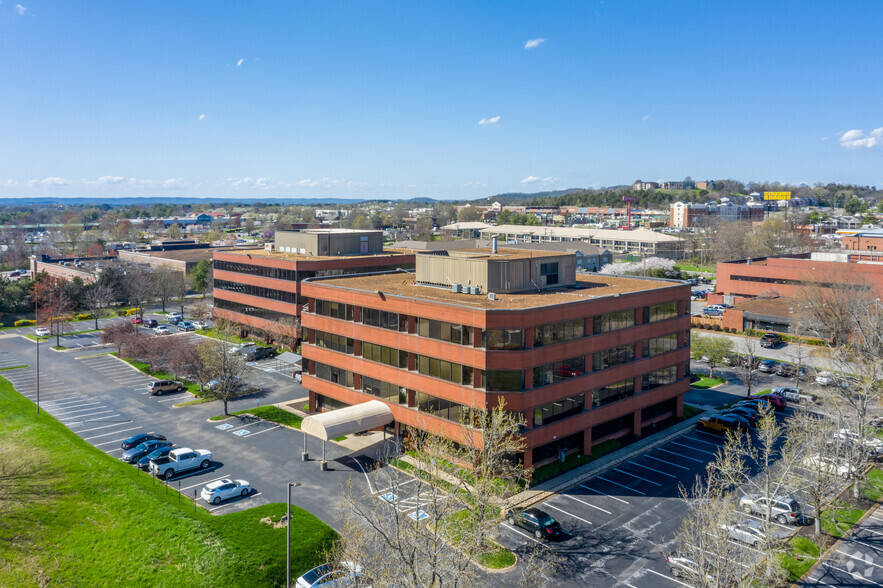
0 196 377 207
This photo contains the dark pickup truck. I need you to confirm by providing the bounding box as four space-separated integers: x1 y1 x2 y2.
243 346 277 361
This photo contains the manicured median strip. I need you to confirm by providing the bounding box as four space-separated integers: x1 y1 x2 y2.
0 375 336 587
210 405 304 429
113 353 202 394
0 365 28 371
691 375 726 389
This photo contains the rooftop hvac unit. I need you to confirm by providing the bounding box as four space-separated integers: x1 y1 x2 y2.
452 283 462 293
265 243 275 252
488 292 496 301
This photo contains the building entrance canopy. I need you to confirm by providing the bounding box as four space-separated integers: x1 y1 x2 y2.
301 400 393 441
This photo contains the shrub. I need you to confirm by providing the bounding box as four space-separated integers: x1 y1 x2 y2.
116 309 127 317
77 313 91 320
14 319 36 327
125 308 142 316
712 324 722 331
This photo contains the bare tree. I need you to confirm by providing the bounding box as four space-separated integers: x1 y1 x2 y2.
100 320 139 354
82 281 115 330
171 271 189 317
150 268 179 312
735 336 762 397
786 411 842 536
197 338 248 415
119 264 154 321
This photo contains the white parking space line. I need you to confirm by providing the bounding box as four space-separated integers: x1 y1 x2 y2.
560 492 612 515
498 523 543 544
105 448 123 454
859 528 883 538
155 397 180 403
43 396 94 405
669 440 717 456
350 456 374 494
209 492 262 512
628 460 677 479
694 429 728 441
851 538 883 555
613 467 662 487
242 425 281 438
61 410 117 422
376 478 418 495
84 426 141 441
182 476 228 491
837 550 883 571
579 483 629 504
657 448 705 463
683 435 723 448
94 437 134 447
596 476 646 496
641 454 691 471
821 561 881 585
72 418 127 433
542 502 592 526
742 512 795 531
645 568 692 587
48 405 106 416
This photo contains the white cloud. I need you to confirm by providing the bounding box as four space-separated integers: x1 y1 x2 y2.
236 58 244 67
839 127 883 150
820 136 830 142
520 175 558 184
29 176 70 187
163 178 185 188
524 38 546 49
478 115 501 127
641 114 651 122
15 4 26 16
97 175 125 184
198 113 207 121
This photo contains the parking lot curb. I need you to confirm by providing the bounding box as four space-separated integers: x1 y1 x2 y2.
504 413 709 511
791 471 880 587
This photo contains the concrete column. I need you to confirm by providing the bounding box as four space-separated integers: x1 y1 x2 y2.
582 428 593 456
473 326 482 348
308 390 317 413
523 450 533 473
407 315 416 335
407 389 416 408
523 409 534 429
633 409 642 436
353 339 361 356
676 394 684 418
473 368 483 389
353 305 361 323
353 373 362 392
525 327 534 348
523 367 533 390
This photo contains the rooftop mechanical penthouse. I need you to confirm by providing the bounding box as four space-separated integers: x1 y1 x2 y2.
300 246 691 470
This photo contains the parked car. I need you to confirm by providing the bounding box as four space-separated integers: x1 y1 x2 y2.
153 325 171 335
760 333 783 348
149 447 213 480
721 520 765 546
131 316 143 325
757 359 778 373
705 304 725 312
721 407 758 426
698 414 747 435
229 343 257 355
177 321 196 332
200 479 252 504
735 399 775 413
243 346 277 361
748 393 787 411
666 554 720 583
205 376 241 390
144 318 158 328
148 379 185 395
739 494 802 524
505 507 562 540
815 371 848 387
137 445 175 470
191 320 207 330
833 429 883 458
721 353 743 366
122 439 173 464
35 327 50 336
691 293 705 301
702 308 723 317
295 562 365 588
121 432 167 450
168 311 183 320
167 316 182 325
803 454 856 479
771 387 816 405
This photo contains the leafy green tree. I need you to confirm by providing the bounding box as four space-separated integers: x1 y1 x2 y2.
690 334 733 378
190 259 212 296
457 206 482 222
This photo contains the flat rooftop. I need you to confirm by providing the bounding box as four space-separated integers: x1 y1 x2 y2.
125 246 251 262
218 248 412 262
309 271 680 310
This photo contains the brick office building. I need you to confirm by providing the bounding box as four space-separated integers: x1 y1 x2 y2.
212 229 415 343
299 247 691 470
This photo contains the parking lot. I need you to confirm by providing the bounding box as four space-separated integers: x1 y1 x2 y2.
0 334 377 526
803 506 883 587
494 404 812 587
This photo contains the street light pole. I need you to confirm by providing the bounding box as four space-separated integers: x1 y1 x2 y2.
35 295 40 415
287 481 301 587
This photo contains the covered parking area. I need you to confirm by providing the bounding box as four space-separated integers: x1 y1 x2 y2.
301 400 394 469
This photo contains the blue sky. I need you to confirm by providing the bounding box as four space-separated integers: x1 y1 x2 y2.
1 1 882 200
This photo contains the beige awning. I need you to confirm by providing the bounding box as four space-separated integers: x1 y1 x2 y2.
301 400 394 441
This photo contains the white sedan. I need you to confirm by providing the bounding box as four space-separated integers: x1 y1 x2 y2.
153 325 171 335
200 479 251 505
35 327 50 336
803 454 856 479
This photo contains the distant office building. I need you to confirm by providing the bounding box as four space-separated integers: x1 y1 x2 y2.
669 201 764 228
477 225 685 258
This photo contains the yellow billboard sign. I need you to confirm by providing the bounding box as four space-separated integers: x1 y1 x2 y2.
764 191 791 200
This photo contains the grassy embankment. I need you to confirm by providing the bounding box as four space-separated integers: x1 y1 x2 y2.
0 376 337 587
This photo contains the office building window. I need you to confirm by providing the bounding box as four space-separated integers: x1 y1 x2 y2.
644 302 678 323
215 298 293 323
483 370 523 391
486 329 524 350
214 260 297 281
314 331 354 355
592 379 635 407
593 344 635 371
362 376 407 404
533 356 586 387
642 366 678 390
314 299 354 321
361 342 408 369
416 318 472 346
361 307 406 331
534 393 584 426
534 319 584 347
314 363 354 388
593 310 635 334
416 392 465 422
540 262 559 285
643 334 677 357
416 355 473 386
214 280 306 305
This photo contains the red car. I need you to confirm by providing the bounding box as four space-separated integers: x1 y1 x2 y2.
131 316 143 324
748 393 787 411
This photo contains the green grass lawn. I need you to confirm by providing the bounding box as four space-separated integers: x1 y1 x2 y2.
691 376 726 389
780 536 823 582
209 405 304 429
531 439 622 486
863 468 883 501
196 327 253 345
0 376 336 587
821 502 865 538
114 354 202 394
682 404 704 419
0 364 28 371
674 262 716 273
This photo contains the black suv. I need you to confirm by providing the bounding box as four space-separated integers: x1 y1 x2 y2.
243 346 277 361
121 432 167 450
505 508 562 540
760 333 783 348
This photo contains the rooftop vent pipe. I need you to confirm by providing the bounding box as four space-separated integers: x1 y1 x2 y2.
492 236 498 254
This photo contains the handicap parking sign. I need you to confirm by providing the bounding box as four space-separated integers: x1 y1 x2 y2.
379 492 398 503
233 429 250 436
216 423 233 430
409 509 429 521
